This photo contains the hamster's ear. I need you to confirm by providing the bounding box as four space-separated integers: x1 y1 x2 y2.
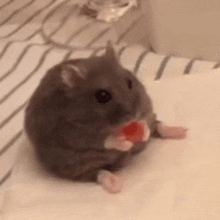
105 40 117 62
61 63 86 88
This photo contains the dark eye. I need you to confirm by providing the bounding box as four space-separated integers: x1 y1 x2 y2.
127 79 132 89
95 90 112 103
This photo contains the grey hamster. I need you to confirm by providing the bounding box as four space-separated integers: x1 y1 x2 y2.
24 42 161 182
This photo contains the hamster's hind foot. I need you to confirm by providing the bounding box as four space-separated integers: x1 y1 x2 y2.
97 170 124 193
158 123 188 139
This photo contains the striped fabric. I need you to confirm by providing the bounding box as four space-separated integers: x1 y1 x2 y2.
0 0 219 209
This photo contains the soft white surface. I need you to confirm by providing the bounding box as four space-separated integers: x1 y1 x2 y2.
2 69 220 220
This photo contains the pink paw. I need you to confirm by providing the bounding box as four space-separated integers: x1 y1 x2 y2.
97 170 124 193
104 135 134 151
142 122 151 142
158 124 188 139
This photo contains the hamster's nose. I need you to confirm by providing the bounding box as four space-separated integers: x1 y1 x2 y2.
114 102 134 117
123 103 134 116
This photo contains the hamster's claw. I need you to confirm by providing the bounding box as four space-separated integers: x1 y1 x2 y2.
97 170 124 193
158 124 188 139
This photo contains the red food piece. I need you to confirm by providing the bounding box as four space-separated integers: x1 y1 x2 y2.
116 122 144 143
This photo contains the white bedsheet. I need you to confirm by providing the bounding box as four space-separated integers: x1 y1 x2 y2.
2 69 220 220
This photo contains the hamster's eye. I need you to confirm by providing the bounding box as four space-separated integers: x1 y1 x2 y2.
127 79 132 90
95 90 112 103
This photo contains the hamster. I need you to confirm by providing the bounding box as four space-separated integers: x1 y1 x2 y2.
24 42 187 193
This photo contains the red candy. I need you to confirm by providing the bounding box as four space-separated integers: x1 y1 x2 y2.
116 122 144 143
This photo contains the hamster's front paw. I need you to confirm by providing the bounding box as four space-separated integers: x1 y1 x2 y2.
104 135 134 151
97 170 124 193
158 123 188 139
142 122 151 142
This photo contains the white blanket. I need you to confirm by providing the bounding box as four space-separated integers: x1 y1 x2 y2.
2 69 220 220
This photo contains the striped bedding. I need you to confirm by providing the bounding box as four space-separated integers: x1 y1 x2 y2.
0 0 219 210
